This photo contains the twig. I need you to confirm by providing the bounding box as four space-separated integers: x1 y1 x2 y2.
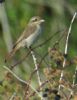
29 78 53 98
30 50 42 86
3 66 43 99
9 92 16 100
60 84 73 100
72 66 77 87
58 12 77 90
30 49 44 100
29 52 48 81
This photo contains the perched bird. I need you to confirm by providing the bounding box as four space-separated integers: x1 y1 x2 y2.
5 16 45 62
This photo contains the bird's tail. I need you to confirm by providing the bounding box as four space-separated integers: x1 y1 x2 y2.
5 46 19 63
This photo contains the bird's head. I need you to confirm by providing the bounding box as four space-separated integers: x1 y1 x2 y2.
29 16 45 25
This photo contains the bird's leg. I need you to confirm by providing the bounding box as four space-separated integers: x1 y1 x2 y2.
29 46 33 52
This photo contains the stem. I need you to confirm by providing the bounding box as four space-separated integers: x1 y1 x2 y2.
30 50 44 100
9 92 16 100
58 12 77 90
3 66 43 99
30 50 42 86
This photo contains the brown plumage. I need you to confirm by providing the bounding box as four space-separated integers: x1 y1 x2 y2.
5 16 45 62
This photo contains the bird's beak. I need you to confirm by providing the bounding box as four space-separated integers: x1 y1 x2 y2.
40 19 45 23
36 19 45 24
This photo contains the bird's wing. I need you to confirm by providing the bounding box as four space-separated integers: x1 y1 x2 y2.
13 24 37 49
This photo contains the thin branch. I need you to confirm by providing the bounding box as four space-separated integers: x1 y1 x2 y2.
60 84 73 94
72 66 77 87
9 92 16 100
29 78 53 98
30 49 44 100
64 12 77 56
3 66 43 99
58 12 77 90
29 52 48 81
30 50 42 86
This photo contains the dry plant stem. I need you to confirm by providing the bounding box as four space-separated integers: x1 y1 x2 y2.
30 50 42 87
30 50 44 100
68 91 73 100
60 85 73 100
9 92 16 100
29 78 53 98
3 66 43 99
29 52 48 81
59 12 77 90
72 66 77 87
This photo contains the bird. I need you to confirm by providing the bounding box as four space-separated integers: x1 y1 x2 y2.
5 16 45 62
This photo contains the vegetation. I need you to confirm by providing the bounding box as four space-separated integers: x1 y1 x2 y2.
0 0 77 99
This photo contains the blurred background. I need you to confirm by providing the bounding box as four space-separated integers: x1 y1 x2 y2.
0 0 77 99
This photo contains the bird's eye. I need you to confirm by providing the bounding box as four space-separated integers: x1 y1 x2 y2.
32 18 37 22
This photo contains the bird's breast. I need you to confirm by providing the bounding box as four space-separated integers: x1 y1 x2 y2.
25 25 41 48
